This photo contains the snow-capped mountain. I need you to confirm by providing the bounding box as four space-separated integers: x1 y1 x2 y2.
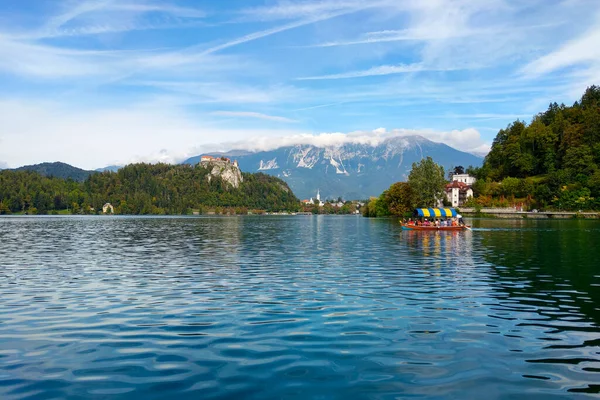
183 136 483 200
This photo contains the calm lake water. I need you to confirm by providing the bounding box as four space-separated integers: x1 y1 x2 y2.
1 216 599 399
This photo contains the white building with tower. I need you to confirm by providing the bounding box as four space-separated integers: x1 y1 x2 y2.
305 189 325 206
445 174 475 207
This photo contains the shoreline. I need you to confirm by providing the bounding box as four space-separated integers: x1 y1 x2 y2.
460 207 600 219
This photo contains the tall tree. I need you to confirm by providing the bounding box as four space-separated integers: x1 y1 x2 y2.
453 165 465 175
384 182 416 216
408 157 446 207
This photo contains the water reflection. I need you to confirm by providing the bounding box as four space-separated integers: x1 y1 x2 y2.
0 216 599 398
402 229 475 266
476 219 600 394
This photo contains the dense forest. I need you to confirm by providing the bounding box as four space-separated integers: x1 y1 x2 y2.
468 85 600 210
0 163 300 215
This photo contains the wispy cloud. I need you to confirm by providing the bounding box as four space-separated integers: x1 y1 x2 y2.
132 81 302 104
0 36 120 78
295 0 541 80
432 113 532 120
27 0 206 39
306 27 482 47
212 111 298 123
297 63 459 80
521 14 600 79
239 0 389 21
0 98 304 168
197 5 373 57
1 0 598 169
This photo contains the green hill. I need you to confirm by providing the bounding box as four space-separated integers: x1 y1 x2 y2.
13 162 95 182
469 85 600 210
0 163 299 215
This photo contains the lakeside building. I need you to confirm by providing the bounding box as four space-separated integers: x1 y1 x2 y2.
451 173 476 185
445 174 475 207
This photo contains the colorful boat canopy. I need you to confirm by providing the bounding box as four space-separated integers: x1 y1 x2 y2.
415 208 457 218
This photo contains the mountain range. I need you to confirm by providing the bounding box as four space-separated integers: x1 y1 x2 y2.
7 136 482 200
182 136 482 200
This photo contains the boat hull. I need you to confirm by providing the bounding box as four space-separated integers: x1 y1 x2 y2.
401 224 469 231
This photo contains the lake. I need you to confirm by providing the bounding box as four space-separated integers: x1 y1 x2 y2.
1 216 599 399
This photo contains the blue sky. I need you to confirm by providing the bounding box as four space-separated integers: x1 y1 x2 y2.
1 0 599 169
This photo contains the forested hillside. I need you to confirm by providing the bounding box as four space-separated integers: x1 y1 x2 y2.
13 161 95 181
469 86 600 210
0 163 299 215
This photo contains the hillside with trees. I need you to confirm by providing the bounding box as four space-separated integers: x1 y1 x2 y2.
0 163 299 215
468 85 600 211
13 162 96 182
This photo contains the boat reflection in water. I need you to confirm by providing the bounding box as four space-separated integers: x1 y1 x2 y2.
401 225 475 272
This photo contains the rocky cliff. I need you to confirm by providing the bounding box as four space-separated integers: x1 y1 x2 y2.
200 159 243 189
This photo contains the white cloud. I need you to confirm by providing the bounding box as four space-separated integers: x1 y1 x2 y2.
0 98 306 169
294 0 559 80
0 36 251 81
432 113 531 120
0 98 489 170
297 63 458 80
25 0 206 39
0 37 120 78
109 3 206 19
307 26 488 48
211 111 298 123
133 81 302 104
521 17 600 79
197 6 367 57
239 0 388 21
204 127 490 155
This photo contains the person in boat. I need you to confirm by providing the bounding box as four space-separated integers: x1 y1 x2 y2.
457 214 464 226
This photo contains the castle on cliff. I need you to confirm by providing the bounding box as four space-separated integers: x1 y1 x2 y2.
198 155 242 188
200 155 239 168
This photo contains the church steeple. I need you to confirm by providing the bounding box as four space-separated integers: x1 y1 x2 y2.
316 189 320 202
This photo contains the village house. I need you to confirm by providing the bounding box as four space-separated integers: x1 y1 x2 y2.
445 174 475 207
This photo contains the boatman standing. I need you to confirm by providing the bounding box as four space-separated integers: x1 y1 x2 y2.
457 213 464 226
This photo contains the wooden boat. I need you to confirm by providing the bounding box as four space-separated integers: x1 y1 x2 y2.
401 224 469 231
401 207 470 231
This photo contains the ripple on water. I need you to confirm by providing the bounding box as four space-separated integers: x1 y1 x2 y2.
1 216 600 398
